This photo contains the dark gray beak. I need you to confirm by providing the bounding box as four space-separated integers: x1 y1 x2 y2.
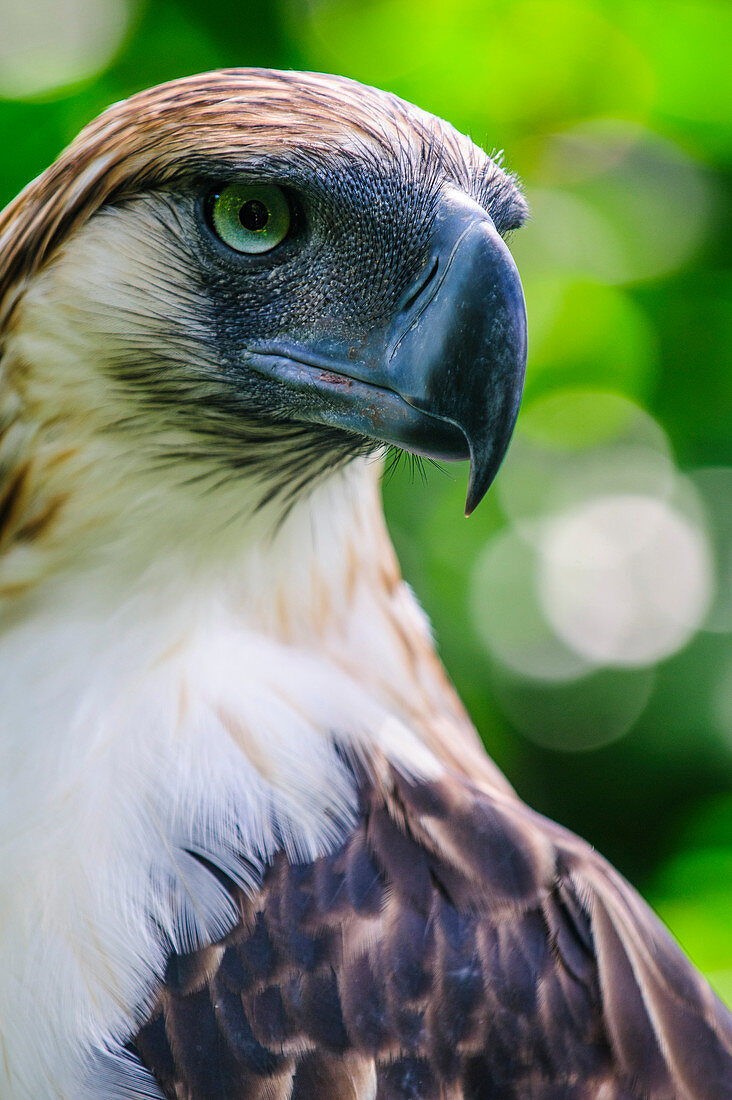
245 191 527 514
383 192 527 513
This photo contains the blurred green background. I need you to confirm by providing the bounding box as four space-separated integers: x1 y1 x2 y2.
0 0 730 1001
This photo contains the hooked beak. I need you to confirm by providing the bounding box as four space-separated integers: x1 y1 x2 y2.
245 192 527 514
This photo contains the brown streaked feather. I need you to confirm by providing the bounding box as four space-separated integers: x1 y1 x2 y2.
130 767 732 1099
0 68 524 332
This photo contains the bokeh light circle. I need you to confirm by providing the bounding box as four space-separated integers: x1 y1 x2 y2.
470 528 592 682
497 390 676 535
691 468 732 635
0 0 133 99
491 665 655 751
512 121 712 285
539 494 713 666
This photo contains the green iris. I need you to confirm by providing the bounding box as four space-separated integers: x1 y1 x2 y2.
210 183 290 254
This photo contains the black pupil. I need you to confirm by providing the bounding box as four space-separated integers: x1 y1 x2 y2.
239 199 269 232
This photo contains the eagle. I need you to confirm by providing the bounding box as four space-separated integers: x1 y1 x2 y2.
0 69 729 1100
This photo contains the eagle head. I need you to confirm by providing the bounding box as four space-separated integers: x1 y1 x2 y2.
0 70 527 585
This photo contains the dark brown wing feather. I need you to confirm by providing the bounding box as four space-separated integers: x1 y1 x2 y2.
130 766 732 1099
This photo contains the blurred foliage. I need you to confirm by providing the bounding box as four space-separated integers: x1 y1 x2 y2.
0 0 729 1001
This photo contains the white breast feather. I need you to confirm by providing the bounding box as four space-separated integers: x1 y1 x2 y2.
0 463 445 1099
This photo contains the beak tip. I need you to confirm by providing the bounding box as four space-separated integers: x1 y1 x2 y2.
463 382 525 516
464 449 498 517
464 489 480 518
464 480 487 518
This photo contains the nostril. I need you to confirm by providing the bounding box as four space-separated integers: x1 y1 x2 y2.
399 255 440 315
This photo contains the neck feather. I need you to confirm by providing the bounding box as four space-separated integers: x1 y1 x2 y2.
0 429 509 1100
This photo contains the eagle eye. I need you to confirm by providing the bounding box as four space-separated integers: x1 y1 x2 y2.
209 183 291 254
